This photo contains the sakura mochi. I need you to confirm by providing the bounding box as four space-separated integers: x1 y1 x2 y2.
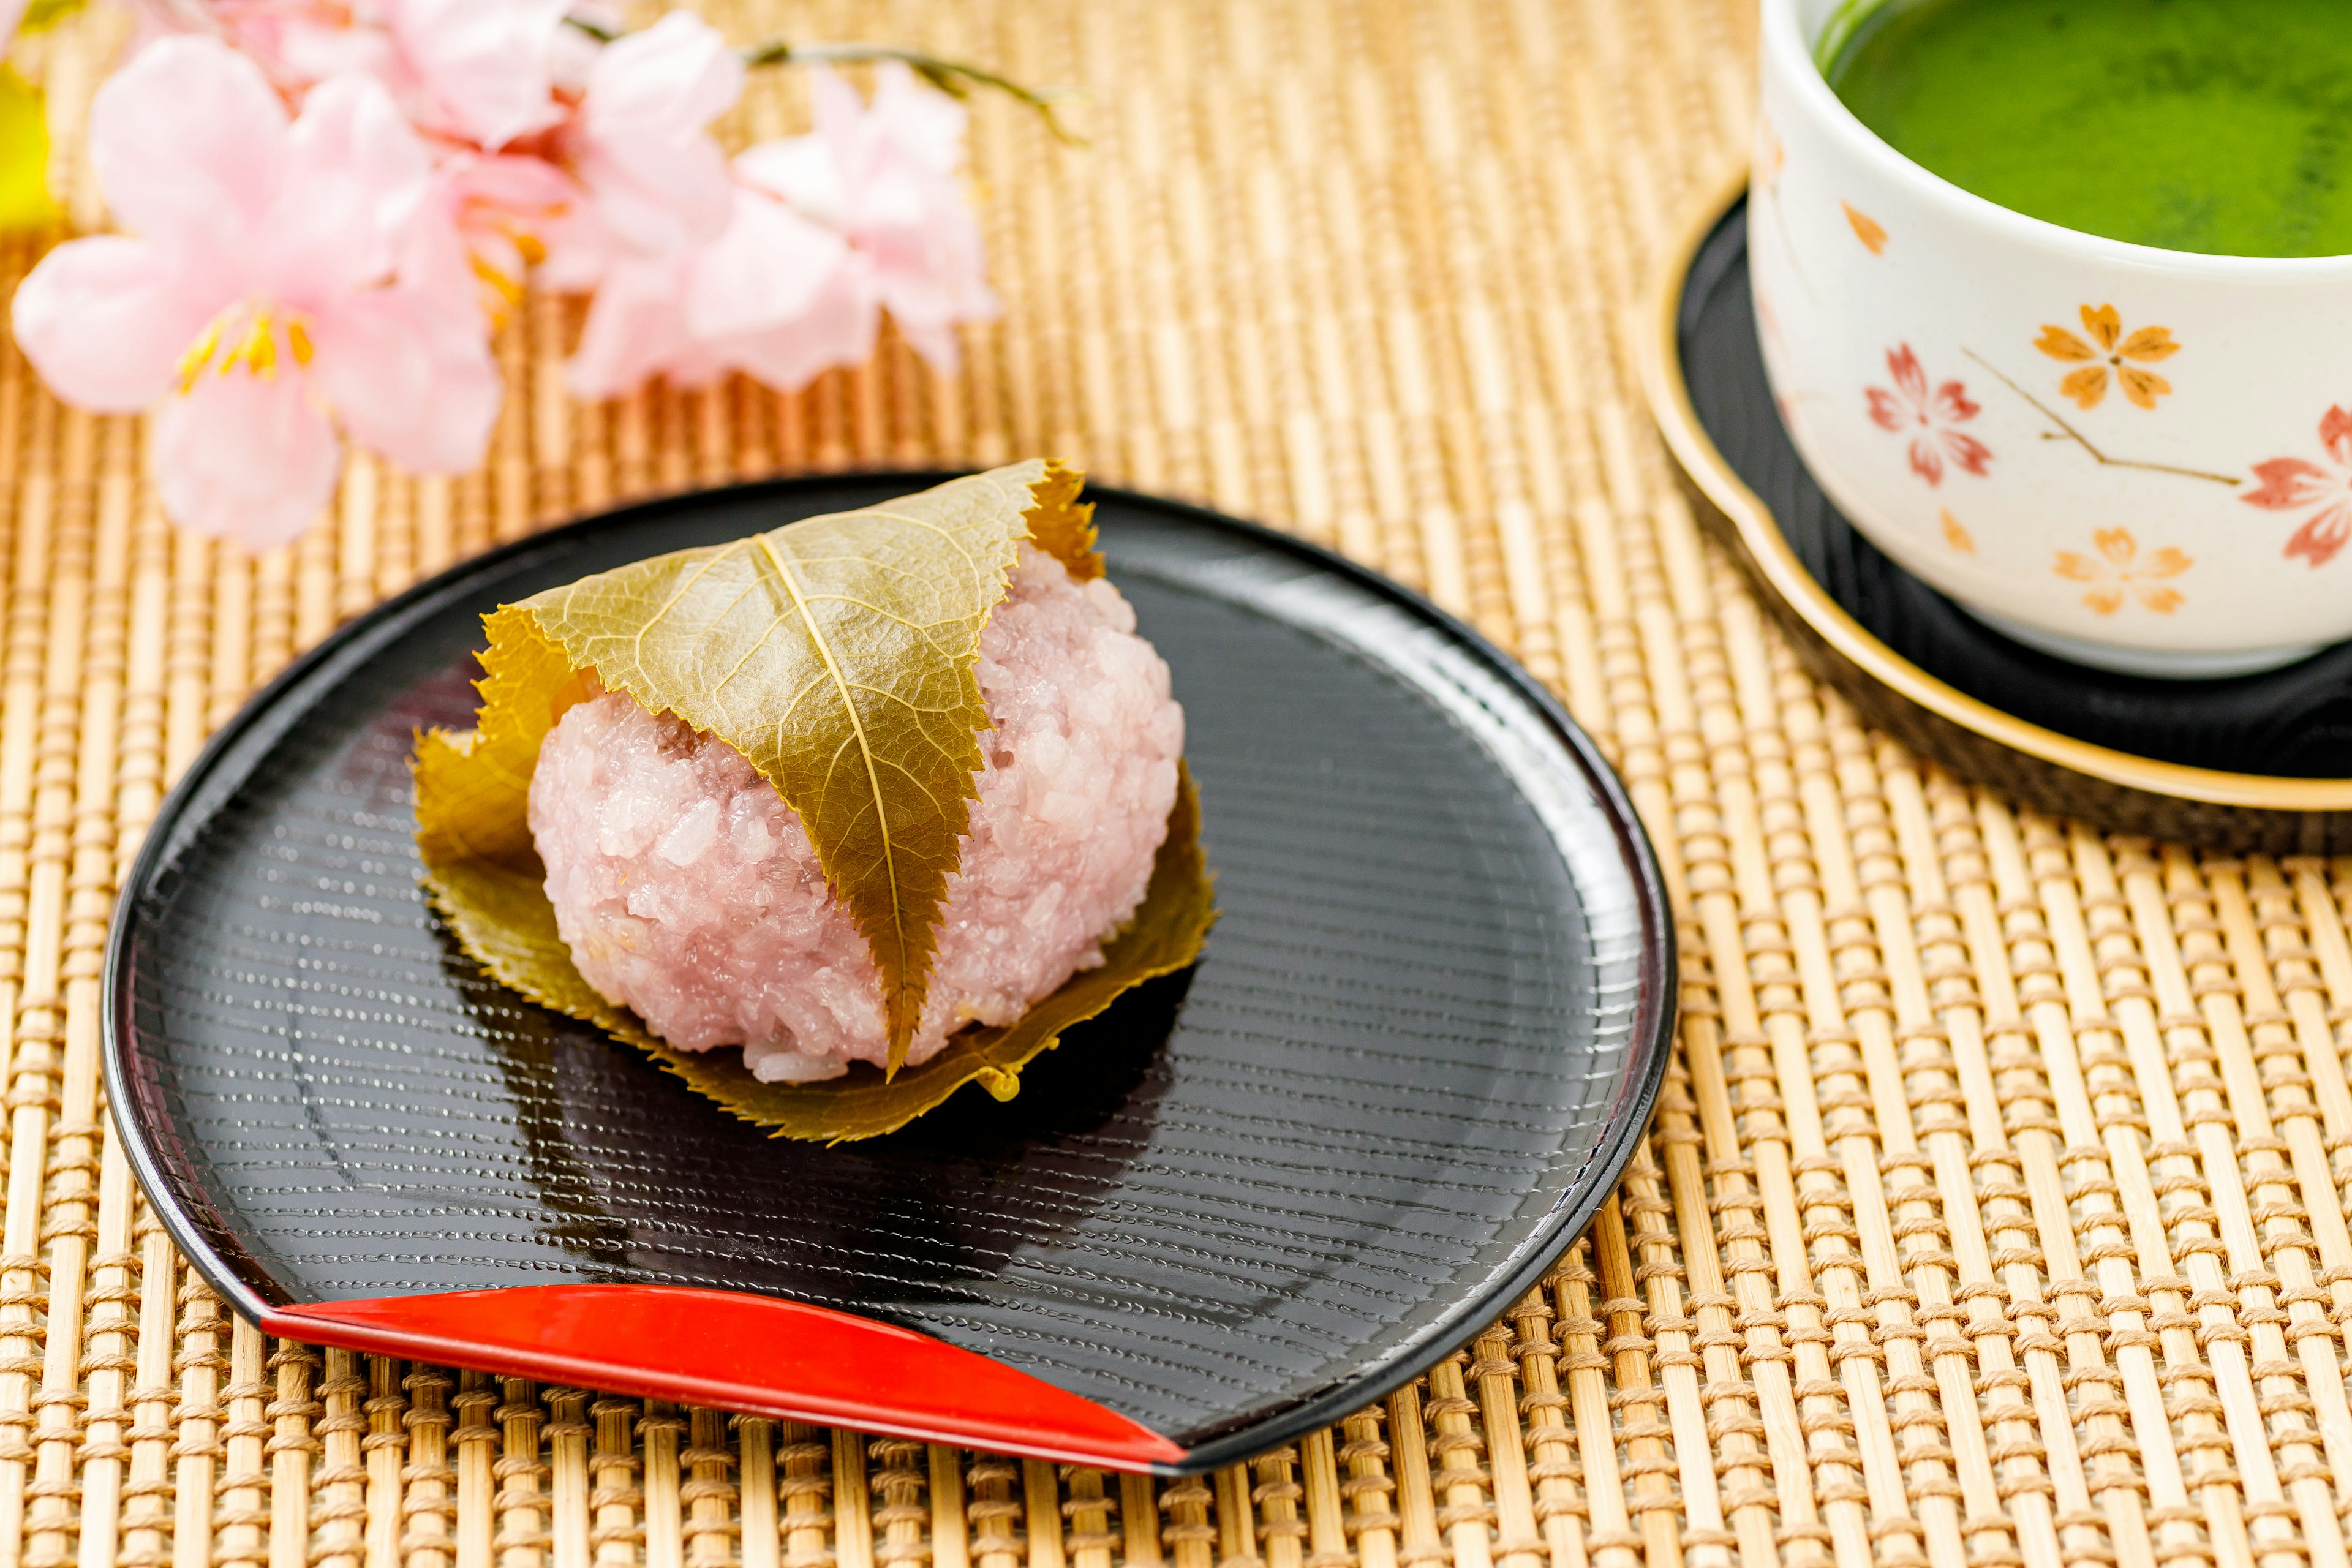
413 461 1213 1140
527 545 1185 1083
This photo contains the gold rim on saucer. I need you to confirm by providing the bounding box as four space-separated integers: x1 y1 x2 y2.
1638 174 2352 852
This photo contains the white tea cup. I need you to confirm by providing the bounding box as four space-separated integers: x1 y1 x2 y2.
1751 0 2352 677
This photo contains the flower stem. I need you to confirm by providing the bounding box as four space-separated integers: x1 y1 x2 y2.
1962 349 2240 487
561 14 1083 143
753 42 1082 143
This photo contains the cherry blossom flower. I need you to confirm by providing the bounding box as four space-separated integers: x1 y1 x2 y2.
9 35 497 548
10 3 1028 548
739 64 998 369
2034 303 2179 411
538 9 744 290
2054 527 2191 615
1866 344 1991 486
566 181 865 397
565 63 995 400
378 0 570 149
2242 404 2352 568
401 151 578 320
151 0 568 150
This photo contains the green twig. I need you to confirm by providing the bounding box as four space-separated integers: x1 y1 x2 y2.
749 42 1082 144
563 15 1084 143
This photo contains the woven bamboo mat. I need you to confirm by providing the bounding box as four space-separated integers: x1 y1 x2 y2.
4 2 2351 1568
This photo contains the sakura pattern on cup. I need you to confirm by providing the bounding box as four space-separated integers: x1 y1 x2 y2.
1833 217 2352 622
2242 407 2352 568
1864 344 1990 486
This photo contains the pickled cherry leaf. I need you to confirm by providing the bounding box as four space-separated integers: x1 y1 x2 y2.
416 460 1104 1074
420 767 1212 1142
413 462 1214 1139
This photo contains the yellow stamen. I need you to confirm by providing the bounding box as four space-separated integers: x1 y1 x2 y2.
175 318 223 393
176 302 311 393
240 315 276 380
471 252 525 311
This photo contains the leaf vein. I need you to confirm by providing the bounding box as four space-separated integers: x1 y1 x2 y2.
756 534 912 1036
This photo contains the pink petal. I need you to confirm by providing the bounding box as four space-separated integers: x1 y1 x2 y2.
200 10 395 96
1930 379 1979 424
268 72 432 303
11 235 221 411
1887 344 1926 407
0 0 28 56
682 187 854 341
867 63 970 177
547 6 612 92
744 70 993 372
565 254 698 399
399 153 578 315
584 11 743 137
154 368 341 550
575 136 733 260
577 137 734 258
1940 429 1992 477
2243 457 2335 510
385 0 567 149
865 205 997 368
1909 437 1945 486
805 64 875 181
655 339 731 388
734 135 841 227
396 184 481 319
720 255 879 393
90 37 288 254
451 151 580 214
2287 504 2352 567
534 200 625 293
2323 405 2352 471
838 164 995 363
307 288 500 473
1866 387 1904 432
576 10 742 255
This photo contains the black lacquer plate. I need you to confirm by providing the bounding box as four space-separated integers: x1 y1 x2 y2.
1646 188 2352 850
105 475 1675 1473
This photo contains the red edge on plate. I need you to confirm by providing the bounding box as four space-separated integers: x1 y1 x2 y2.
270 1285 1187 1471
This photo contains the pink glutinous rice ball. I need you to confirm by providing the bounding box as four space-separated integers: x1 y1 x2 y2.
526 546 1186 1083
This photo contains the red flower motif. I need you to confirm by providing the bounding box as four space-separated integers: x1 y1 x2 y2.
1866 344 1991 486
2242 405 2352 568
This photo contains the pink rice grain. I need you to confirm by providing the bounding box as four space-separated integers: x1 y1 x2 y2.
526 545 1186 1082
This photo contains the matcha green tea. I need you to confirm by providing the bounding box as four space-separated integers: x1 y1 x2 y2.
1823 0 2352 257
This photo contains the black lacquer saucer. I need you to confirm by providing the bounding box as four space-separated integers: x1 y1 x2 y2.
104 474 1676 1472
1643 183 2352 851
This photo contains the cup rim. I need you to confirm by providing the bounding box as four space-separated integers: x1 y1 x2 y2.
1763 0 2352 277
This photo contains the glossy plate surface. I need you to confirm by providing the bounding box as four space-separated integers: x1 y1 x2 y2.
107 477 1674 1473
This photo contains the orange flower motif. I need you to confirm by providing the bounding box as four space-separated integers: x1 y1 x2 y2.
2053 527 2190 615
2034 304 2179 410
1757 120 1786 197
1843 202 1887 255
